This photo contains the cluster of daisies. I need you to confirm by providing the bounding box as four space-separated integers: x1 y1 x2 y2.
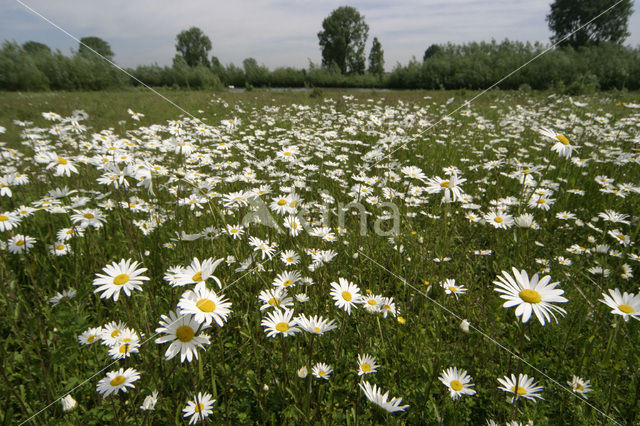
1 93 639 424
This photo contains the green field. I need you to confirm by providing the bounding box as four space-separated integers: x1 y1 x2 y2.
1 88 640 425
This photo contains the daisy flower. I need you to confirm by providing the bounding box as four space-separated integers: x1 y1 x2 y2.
283 215 302 237
540 127 578 158
497 373 543 402
568 376 592 397
280 250 300 265
261 308 300 338
0 211 21 232
93 259 150 302
330 278 362 314
439 367 476 400
175 257 224 287
258 287 294 311
178 285 232 327
71 208 106 229
441 279 467 299
484 210 514 229
50 241 71 256
272 270 301 288
359 381 409 413
108 340 140 360
599 288 640 321
493 267 568 325
96 368 140 398
312 362 333 380
7 234 36 254
361 293 384 313
183 392 215 424
357 354 380 376
608 229 632 246
294 314 337 335
155 311 211 362
78 327 103 345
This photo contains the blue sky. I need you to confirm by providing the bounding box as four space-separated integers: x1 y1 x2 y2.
2 0 639 71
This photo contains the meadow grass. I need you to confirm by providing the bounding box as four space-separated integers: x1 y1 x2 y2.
0 88 639 425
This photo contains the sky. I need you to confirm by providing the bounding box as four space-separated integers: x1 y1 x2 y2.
2 0 639 71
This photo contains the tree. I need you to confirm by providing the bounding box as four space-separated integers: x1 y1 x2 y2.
78 37 114 60
547 0 633 47
175 27 212 67
368 37 384 74
423 44 442 61
22 41 51 55
317 6 369 74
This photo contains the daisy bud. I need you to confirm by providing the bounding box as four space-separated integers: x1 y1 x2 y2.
262 384 269 392
460 319 470 333
297 366 308 378
61 394 77 412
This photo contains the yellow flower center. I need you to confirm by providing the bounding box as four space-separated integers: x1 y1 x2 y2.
619 304 634 314
289 200 298 207
537 198 546 204
277 199 287 206
192 271 203 282
268 298 280 307
0 215 8 221
511 386 527 396
194 403 204 413
367 299 377 306
111 329 121 338
118 344 129 354
56 244 65 250
110 376 126 387
450 380 463 391
87 335 96 342
113 274 130 286
58 157 68 165
519 289 542 304
284 151 291 156
16 240 25 246
576 383 584 391
448 286 457 293
275 322 289 332
196 298 216 313
494 216 504 223
83 213 95 219
342 291 352 302
556 134 570 145
361 363 371 373
285 257 294 263
314 326 321 333
440 181 450 188
318 371 326 376
176 325 195 342
283 279 293 287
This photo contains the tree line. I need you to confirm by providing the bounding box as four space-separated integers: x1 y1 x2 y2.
0 1 637 92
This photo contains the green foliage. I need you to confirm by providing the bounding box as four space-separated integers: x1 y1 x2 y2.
423 44 442 61
22 41 51 55
547 0 633 47
175 27 212 68
368 37 385 75
78 36 114 61
317 6 369 75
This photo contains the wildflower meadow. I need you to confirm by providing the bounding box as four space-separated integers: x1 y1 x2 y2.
1 89 640 424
